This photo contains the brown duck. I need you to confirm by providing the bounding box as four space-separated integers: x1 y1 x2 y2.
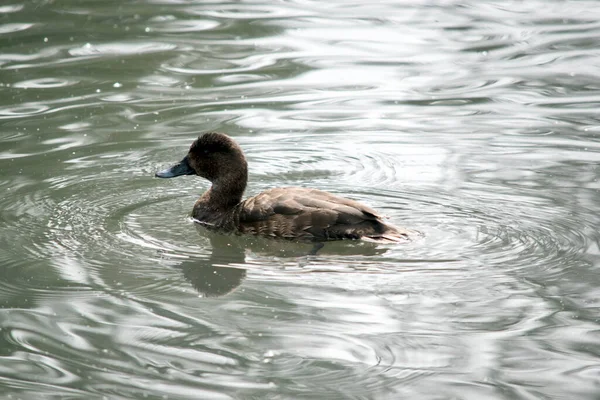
156 132 411 243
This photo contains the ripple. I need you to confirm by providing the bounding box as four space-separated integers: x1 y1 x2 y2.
0 304 236 399
0 130 592 310
147 134 593 299
0 48 64 69
13 78 78 89
0 4 23 13
0 104 50 117
162 53 277 75
0 23 35 35
1 0 600 398
0 350 79 387
191 3 306 19
59 122 91 132
150 18 220 33
69 41 178 57
33 163 203 296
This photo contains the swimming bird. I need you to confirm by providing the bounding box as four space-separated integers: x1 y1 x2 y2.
155 132 411 243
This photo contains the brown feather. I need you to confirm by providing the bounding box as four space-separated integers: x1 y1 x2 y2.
233 187 410 242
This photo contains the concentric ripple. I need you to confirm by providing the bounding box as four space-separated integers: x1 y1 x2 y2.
1 0 600 398
10 133 586 300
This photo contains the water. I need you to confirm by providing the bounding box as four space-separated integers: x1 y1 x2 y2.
1 0 600 398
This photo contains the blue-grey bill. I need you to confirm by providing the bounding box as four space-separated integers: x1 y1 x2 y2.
155 156 195 178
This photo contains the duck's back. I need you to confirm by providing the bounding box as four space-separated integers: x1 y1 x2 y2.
233 187 409 242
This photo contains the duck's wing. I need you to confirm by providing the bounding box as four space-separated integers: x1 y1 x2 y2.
236 187 405 241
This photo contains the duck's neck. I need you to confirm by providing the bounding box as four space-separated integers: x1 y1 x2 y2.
196 171 247 213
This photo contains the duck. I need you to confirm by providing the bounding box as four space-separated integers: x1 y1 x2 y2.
155 132 412 243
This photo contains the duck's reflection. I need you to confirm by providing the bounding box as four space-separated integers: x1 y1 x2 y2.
181 261 246 297
179 231 247 298
179 224 388 297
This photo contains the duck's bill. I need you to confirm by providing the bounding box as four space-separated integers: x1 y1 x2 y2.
155 156 195 178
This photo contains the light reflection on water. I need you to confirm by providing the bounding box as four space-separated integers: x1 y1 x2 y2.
0 0 599 399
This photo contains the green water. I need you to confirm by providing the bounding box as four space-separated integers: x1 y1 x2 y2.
1 1 600 399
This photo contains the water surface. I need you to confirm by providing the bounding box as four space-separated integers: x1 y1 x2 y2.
1 1 600 399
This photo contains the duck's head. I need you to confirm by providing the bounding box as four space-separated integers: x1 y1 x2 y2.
155 132 247 184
